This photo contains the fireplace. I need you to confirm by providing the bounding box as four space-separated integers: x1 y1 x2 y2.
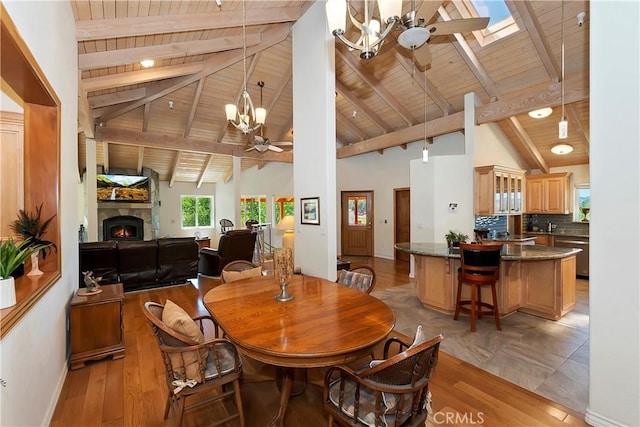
103 215 144 241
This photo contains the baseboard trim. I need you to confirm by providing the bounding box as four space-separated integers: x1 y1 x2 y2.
585 406 627 426
42 360 69 426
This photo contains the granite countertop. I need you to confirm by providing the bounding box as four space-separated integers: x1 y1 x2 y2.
524 231 590 239
394 242 581 261
484 234 536 243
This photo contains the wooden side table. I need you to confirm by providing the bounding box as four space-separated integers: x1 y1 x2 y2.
70 283 125 370
196 237 211 250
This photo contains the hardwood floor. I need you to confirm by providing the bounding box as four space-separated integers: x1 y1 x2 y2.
51 257 587 426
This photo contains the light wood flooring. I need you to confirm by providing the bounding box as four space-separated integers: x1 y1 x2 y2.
51 257 587 426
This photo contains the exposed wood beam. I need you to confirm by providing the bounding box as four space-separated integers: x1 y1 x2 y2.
196 154 213 189
217 53 262 142
257 161 266 170
438 7 500 100
184 78 206 138
476 76 588 124
265 66 291 113
511 0 560 82
102 142 109 173
336 111 367 141
566 104 590 154
136 147 144 175
142 103 151 132
393 51 455 115
223 167 233 184
76 7 302 41
506 117 549 172
95 24 289 124
169 151 183 188
78 93 94 138
82 62 204 93
79 34 261 70
277 115 293 142
96 127 292 163
88 88 146 109
336 80 393 133
337 46 417 125
337 112 464 158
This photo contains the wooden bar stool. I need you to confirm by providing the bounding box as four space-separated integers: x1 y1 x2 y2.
454 242 503 332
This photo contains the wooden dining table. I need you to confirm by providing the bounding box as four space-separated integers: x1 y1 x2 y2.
203 274 395 426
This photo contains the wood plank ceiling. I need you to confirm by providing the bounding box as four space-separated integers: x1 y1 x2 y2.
73 0 590 186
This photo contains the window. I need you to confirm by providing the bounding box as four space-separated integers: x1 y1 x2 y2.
240 195 267 225
574 184 590 222
347 196 368 226
274 196 295 224
455 0 519 46
181 195 213 228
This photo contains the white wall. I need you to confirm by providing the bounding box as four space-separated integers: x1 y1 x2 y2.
474 121 529 170
0 1 78 425
587 1 640 426
157 181 216 238
0 92 22 112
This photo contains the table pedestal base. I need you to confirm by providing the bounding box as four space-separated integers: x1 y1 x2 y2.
269 367 308 427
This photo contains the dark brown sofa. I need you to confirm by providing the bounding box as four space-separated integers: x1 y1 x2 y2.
198 229 257 276
79 238 198 292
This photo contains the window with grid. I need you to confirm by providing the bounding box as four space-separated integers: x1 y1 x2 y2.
181 195 213 228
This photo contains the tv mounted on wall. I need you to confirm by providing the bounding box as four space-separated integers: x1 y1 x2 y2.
97 174 150 202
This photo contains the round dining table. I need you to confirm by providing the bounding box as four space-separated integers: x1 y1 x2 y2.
203 274 395 426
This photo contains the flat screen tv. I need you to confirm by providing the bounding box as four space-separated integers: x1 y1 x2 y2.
97 174 150 202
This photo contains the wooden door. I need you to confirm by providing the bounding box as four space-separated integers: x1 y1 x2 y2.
394 188 410 262
341 191 373 256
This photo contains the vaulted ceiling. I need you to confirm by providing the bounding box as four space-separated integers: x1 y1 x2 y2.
74 0 590 186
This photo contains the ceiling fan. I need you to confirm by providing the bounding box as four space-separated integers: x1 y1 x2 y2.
396 1 489 67
245 133 293 153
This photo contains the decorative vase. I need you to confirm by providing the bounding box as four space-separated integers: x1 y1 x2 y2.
0 276 16 309
273 247 294 302
27 252 44 277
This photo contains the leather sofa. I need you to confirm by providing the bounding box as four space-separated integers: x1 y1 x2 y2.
79 237 198 292
198 229 257 276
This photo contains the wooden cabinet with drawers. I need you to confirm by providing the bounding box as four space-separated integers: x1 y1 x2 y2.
525 172 572 214
475 165 526 215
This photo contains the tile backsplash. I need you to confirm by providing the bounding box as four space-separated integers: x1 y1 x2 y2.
475 214 589 237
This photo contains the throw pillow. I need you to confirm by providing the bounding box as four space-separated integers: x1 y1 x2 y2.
222 266 262 283
162 299 208 382
337 270 373 293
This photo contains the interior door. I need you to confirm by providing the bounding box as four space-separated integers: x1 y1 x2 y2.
394 188 410 262
341 191 373 256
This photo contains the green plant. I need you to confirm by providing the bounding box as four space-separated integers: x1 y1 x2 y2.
0 238 50 279
444 230 469 245
9 203 57 259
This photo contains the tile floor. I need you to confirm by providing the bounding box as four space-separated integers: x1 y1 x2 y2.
372 279 589 414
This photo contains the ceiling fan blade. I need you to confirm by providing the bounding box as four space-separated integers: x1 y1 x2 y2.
413 44 432 68
267 145 284 153
245 146 257 152
415 1 444 24
272 141 293 146
428 17 490 36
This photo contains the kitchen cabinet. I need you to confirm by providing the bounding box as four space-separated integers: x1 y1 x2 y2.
525 172 572 214
524 233 554 246
474 166 526 215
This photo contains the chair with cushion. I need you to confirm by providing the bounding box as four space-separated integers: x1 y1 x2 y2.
221 260 262 284
142 300 245 427
335 265 376 294
454 242 503 332
198 229 257 277
323 327 443 427
219 218 234 233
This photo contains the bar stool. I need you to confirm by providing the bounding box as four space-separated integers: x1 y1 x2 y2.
454 242 503 332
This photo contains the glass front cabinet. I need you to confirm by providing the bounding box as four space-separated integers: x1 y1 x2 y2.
475 166 526 215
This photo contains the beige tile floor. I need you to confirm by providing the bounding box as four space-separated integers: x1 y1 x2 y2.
372 279 589 414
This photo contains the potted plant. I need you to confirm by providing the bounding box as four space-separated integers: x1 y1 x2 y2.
0 237 50 309
445 230 469 248
10 203 57 276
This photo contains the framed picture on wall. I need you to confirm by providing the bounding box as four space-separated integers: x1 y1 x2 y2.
300 197 320 225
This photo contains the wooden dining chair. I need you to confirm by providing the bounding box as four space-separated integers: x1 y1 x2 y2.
142 301 245 427
336 265 376 294
323 332 443 427
220 260 262 284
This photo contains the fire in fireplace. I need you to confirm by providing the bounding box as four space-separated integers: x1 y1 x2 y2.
103 215 144 241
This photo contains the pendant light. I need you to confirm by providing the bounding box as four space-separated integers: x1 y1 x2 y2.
225 1 266 134
421 67 431 163
558 0 568 139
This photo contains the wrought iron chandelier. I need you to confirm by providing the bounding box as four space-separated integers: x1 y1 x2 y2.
326 0 402 59
225 1 266 134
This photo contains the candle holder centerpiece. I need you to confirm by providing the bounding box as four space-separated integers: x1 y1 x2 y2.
273 247 294 302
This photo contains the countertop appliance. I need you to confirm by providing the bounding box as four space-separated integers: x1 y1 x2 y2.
554 236 589 278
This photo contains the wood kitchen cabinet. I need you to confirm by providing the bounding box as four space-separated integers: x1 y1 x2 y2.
525 172 572 214
70 283 124 370
475 165 526 215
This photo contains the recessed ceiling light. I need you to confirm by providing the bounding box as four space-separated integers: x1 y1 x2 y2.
528 107 553 119
140 59 155 68
551 144 574 155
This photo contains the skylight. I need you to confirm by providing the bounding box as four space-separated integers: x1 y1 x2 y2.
456 0 519 46
470 0 512 27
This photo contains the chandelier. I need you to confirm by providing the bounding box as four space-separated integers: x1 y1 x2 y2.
225 1 266 134
326 0 402 59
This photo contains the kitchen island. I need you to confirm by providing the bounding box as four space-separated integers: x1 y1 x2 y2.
395 243 581 320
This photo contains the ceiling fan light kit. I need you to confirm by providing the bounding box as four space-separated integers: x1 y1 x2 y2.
528 107 553 119
140 59 154 68
326 0 402 59
551 143 573 155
